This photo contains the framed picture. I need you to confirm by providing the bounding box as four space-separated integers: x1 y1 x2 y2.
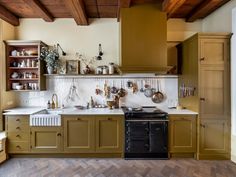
66 60 80 74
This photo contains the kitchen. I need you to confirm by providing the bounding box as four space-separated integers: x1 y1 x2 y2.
0 0 236 176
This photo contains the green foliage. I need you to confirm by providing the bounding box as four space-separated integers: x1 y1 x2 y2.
40 46 60 68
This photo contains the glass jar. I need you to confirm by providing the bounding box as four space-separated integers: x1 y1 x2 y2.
108 63 115 74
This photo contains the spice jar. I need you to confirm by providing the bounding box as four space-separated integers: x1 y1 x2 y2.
108 63 115 74
102 66 108 75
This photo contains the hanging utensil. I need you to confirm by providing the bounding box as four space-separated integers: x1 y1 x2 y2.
118 80 126 97
111 80 118 94
152 79 164 103
140 80 144 92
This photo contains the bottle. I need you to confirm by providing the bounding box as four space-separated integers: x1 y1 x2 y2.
47 100 51 109
90 96 94 108
51 100 55 109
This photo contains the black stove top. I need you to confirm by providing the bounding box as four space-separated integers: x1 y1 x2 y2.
122 106 168 120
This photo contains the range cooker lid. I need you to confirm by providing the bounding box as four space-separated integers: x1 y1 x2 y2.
122 106 168 120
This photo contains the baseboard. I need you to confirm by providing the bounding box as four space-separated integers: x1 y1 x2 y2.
231 154 236 163
9 153 123 158
197 153 230 160
170 153 195 159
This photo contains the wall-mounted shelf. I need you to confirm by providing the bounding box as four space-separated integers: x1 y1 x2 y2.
4 40 47 91
44 74 178 79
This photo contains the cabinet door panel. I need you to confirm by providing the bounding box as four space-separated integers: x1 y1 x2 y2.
199 66 229 119
30 127 62 153
200 38 228 65
169 115 196 153
96 116 124 153
64 117 95 153
200 120 229 154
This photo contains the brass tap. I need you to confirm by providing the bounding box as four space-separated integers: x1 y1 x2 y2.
52 93 58 109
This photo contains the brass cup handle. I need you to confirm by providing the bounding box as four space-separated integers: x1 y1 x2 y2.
16 119 20 122
200 57 205 61
16 145 21 149
200 124 205 128
57 133 62 136
16 134 20 138
16 127 20 130
200 98 205 101
108 118 112 121
77 118 80 120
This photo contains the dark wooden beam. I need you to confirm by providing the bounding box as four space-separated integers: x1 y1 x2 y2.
23 0 54 22
162 0 188 18
120 0 132 8
64 0 88 25
0 4 19 26
117 0 132 22
187 0 230 22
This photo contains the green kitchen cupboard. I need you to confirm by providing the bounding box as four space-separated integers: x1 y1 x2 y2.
168 115 197 157
95 116 124 153
63 116 95 153
30 127 63 153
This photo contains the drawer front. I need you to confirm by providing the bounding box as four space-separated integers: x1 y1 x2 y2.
7 132 29 141
7 123 29 132
8 141 29 153
7 116 29 124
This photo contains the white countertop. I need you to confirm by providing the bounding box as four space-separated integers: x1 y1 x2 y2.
3 106 198 116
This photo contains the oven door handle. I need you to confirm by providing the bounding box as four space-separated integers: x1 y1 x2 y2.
125 120 169 122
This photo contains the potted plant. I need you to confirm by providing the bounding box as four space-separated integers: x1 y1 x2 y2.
40 46 60 74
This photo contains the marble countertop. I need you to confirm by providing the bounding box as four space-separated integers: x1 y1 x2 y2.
3 106 198 116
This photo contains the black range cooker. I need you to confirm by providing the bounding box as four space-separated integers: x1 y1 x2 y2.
123 106 168 159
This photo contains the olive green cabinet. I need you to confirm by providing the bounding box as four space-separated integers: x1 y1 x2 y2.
63 115 124 154
63 116 95 153
199 119 229 158
6 115 30 153
30 127 62 153
169 115 197 155
95 116 124 153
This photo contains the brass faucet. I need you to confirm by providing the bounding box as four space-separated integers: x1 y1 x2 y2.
52 93 58 109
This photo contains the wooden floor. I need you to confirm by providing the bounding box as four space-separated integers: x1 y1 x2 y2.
0 158 236 177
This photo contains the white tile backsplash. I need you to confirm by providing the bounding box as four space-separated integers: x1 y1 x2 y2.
17 77 178 108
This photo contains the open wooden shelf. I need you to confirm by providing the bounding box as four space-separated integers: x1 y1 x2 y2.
9 67 38 70
4 40 47 91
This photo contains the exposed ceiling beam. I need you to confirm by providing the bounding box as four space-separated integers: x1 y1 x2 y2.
187 0 230 22
64 0 88 25
120 0 132 8
162 0 188 18
117 0 132 22
0 4 19 26
23 0 54 22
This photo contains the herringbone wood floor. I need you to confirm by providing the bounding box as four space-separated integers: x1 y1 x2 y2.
0 158 236 177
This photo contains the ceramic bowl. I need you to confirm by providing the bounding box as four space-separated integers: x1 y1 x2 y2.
15 85 23 90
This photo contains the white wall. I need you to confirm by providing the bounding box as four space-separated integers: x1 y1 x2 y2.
16 18 119 68
14 18 203 109
167 19 202 41
202 0 236 163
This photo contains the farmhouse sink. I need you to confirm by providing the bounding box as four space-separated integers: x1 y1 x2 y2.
30 109 62 126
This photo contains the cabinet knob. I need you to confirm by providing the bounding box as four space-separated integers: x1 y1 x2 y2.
57 133 62 136
200 98 205 101
108 118 112 121
77 118 80 120
200 57 205 61
200 124 206 128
